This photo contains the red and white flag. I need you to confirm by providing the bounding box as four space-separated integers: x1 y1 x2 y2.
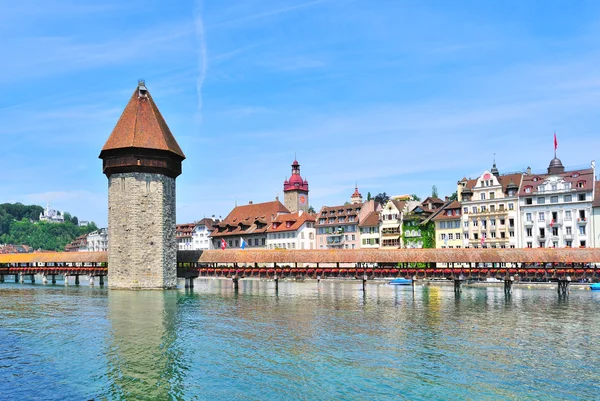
221 238 226 250
550 220 554 228
480 233 486 245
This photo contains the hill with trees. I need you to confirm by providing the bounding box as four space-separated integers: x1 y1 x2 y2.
0 203 98 251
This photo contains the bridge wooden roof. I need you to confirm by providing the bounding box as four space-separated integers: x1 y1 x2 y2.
2 248 599 266
197 248 600 264
0 252 107 264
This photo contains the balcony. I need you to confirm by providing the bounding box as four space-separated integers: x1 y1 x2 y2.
547 219 562 227
524 220 534 227
381 229 401 236
564 234 573 240
326 236 345 245
577 218 587 225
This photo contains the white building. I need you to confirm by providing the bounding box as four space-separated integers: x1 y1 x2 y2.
266 210 316 250
518 158 596 248
176 223 195 251
457 162 522 249
192 218 219 250
87 228 108 252
39 203 64 223
359 211 380 248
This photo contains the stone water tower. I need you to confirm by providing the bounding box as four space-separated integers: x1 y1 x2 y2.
99 81 185 289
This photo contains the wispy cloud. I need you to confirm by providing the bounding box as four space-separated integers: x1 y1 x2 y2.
207 0 333 30
193 1 208 122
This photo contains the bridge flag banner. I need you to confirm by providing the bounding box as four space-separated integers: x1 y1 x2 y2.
240 237 247 250
221 238 226 250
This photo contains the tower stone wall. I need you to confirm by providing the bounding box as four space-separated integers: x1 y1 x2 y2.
284 191 308 213
107 172 177 289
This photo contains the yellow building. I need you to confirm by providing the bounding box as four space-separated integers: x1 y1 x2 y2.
433 201 463 248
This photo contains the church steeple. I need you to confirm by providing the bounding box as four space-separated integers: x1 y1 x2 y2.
491 154 500 177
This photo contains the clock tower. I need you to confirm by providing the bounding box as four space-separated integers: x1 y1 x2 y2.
283 159 309 213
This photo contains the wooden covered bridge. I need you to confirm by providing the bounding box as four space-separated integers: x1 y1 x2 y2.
1 248 599 284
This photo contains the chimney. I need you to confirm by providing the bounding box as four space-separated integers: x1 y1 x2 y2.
249 201 253 205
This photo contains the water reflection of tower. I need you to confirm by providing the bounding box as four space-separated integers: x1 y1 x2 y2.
106 291 186 399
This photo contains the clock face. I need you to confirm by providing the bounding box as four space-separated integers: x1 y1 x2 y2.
299 195 307 205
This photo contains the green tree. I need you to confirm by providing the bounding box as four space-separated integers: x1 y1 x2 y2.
367 192 372 201
63 212 72 223
410 194 421 201
449 191 458 201
308 206 316 214
71 216 79 226
374 192 390 206
431 185 438 198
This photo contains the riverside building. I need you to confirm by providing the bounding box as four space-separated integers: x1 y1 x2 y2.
315 187 378 249
518 157 596 248
265 210 316 250
457 161 522 248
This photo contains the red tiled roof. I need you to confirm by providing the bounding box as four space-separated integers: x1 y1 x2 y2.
196 218 219 231
316 203 363 226
432 201 463 221
210 200 290 238
358 211 379 227
267 211 315 233
101 83 185 158
519 168 593 196
176 223 195 238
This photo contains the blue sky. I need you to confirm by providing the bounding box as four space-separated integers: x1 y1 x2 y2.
2 0 600 226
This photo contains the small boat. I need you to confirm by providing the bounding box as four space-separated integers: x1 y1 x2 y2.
590 283 600 291
389 278 412 286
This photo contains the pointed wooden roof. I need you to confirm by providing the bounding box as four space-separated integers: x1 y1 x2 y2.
101 81 185 159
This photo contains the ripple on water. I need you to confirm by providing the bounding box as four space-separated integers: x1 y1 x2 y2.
0 282 599 400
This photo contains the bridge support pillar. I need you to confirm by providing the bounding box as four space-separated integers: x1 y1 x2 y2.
362 275 367 292
51 275 56 285
454 279 462 293
232 276 239 292
30 274 35 284
42 275 48 285
99 276 104 286
14 274 19 283
75 275 80 286
0 274 4 283
504 276 514 295
558 277 570 297
274 275 279 293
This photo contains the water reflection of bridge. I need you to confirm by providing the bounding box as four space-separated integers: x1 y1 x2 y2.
1 249 599 284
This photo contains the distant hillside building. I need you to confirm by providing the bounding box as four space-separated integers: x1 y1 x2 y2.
65 234 88 252
39 203 64 223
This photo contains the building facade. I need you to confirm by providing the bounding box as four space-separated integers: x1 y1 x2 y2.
457 162 521 249
433 201 463 249
402 197 444 248
265 210 316 250
87 228 108 252
379 198 409 248
315 189 378 249
176 223 195 251
359 211 380 248
518 158 596 248
192 218 218 250
210 200 289 250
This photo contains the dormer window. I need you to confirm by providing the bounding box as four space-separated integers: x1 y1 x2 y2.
572 172 580 178
577 181 585 189
524 186 532 193
532 177 539 182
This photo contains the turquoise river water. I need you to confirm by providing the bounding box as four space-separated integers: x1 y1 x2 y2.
0 279 599 400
